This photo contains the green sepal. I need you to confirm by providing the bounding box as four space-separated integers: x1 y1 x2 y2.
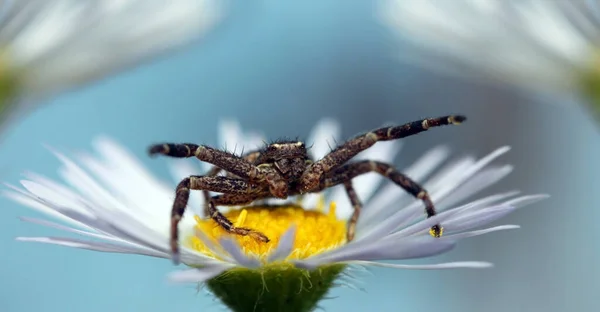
205 263 346 312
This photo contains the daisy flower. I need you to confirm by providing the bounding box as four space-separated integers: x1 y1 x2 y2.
5 119 547 312
0 0 223 129
379 0 600 119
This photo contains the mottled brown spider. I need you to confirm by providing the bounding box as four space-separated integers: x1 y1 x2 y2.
148 115 466 263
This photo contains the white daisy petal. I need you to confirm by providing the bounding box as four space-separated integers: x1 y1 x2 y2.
91 137 176 207
193 228 234 262
267 225 297 262
17 236 166 257
354 201 423 242
52 151 129 214
440 194 548 232
83 207 170 253
351 260 493 270
438 165 513 210
442 205 517 232
6 184 119 235
377 206 465 240
219 238 261 268
444 225 521 240
297 193 321 211
503 193 550 208
218 119 245 152
13 180 130 237
81 141 197 237
307 118 341 160
22 172 94 215
19 216 131 245
177 250 226 267
3 185 94 230
168 265 234 284
429 146 512 200
19 179 92 216
446 191 522 214
217 119 267 154
244 131 268 152
298 236 456 268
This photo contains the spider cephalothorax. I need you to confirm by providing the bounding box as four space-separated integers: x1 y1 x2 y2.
256 140 310 182
148 115 466 263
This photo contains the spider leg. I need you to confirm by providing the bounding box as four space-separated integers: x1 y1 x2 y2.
300 115 465 192
319 160 442 241
201 151 262 216
170 175 268 264
342 181 362 242
209 193 271 242
148 143 265 182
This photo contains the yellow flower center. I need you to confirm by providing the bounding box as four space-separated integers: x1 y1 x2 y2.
187 199 346 262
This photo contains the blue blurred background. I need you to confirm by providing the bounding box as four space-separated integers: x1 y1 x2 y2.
1 2 597 311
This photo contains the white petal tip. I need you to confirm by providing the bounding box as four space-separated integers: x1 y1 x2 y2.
464 262 494 269
509 194 551 208
350 260 495 270
15 237 41 242
167 266 229 284
494 146 512 156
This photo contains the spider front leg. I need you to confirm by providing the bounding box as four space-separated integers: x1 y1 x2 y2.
300 115 465 192
170 175 269 264
201 151 262 217
319 160 442 241
148 143 265 183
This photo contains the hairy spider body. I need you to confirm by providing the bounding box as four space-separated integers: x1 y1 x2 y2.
149 115 466 263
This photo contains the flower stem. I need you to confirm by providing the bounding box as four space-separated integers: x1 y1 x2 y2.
206 264 346 312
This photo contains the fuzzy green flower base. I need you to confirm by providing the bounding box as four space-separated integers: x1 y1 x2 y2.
205 263 346 312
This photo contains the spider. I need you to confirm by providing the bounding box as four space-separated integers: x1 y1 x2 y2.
148 115 466 263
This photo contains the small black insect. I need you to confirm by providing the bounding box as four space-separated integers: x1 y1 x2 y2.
148 115 466 263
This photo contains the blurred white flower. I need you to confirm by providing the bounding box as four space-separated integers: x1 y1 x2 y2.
0 0 224 126
379 0 600 108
